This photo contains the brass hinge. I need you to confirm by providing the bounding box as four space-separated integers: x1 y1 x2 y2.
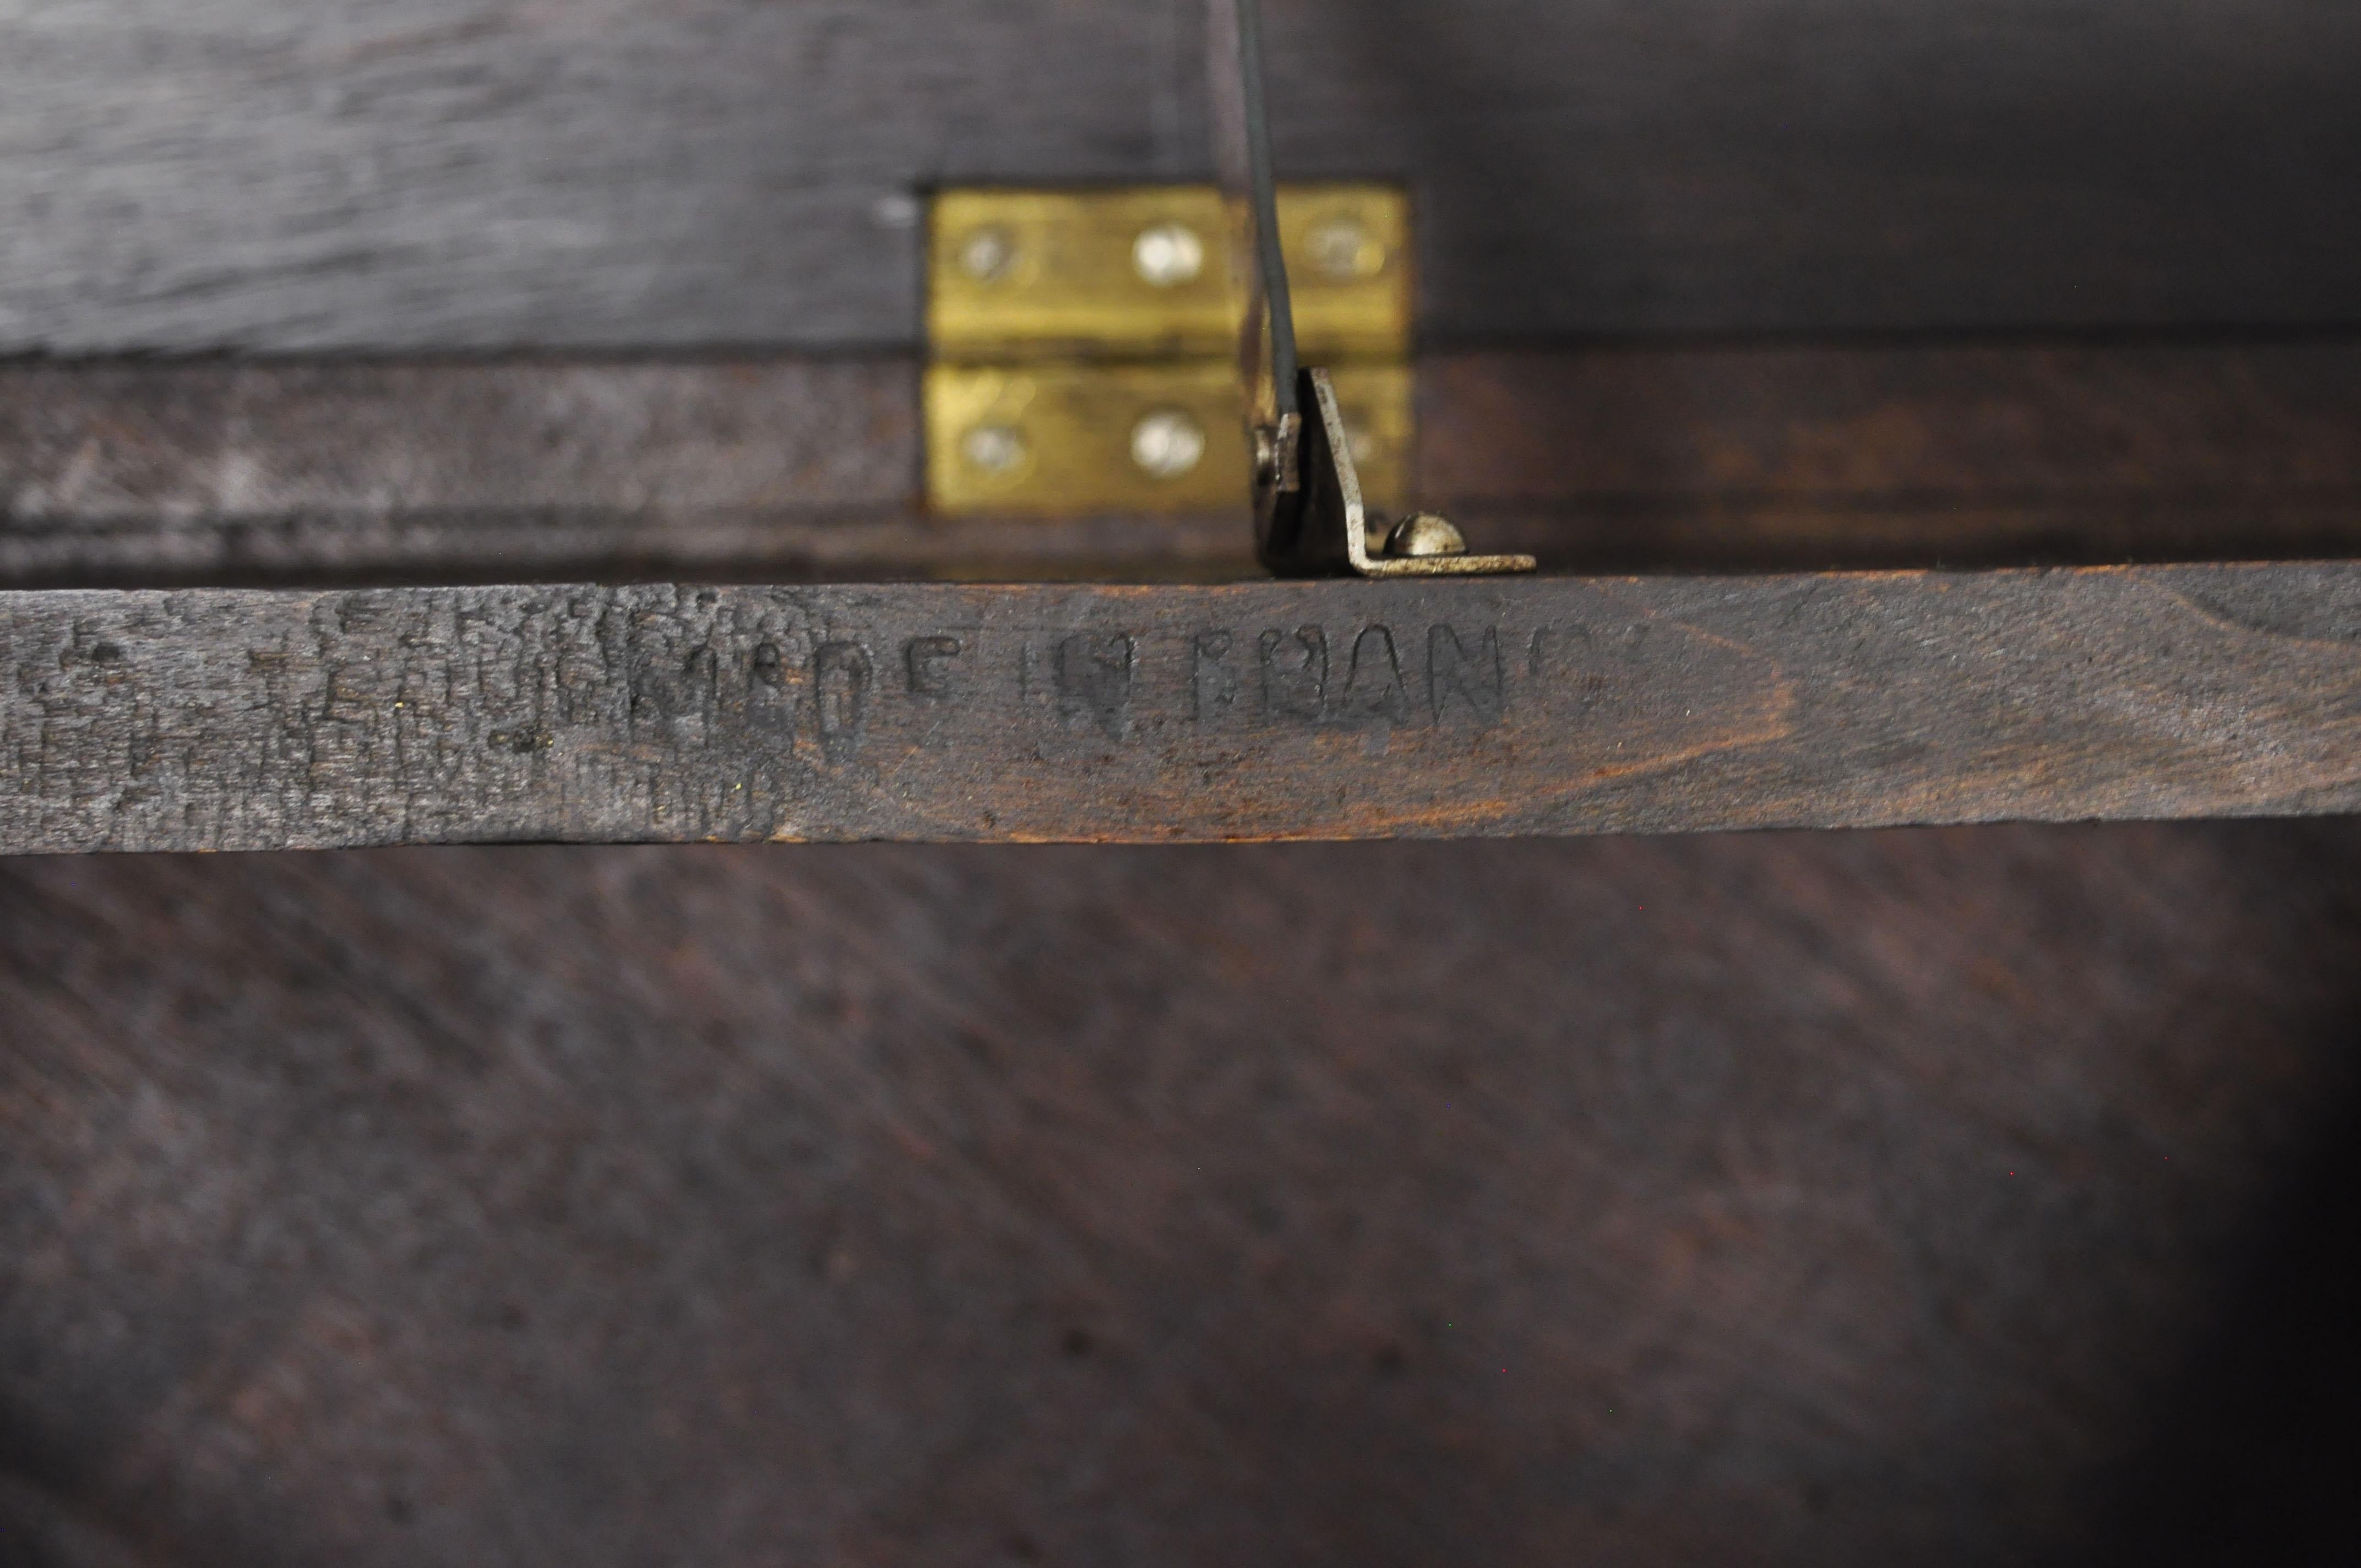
925 183 1415 517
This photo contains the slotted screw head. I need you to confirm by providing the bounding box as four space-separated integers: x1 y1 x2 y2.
1131 410 1207 480
1131 223 1207 287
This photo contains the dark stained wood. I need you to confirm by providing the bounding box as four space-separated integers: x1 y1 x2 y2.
1430 343 2361 503
3 2 2355 352
7 565 2361 852
0 359 916 522
6 824 2361 1565
10 10 2361 1568
0 356 940 587
10 342 2361 586
1432 340 2361 569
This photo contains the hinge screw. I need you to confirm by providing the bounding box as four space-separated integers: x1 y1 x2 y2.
956 226 1020 282
1305 216 1388 282
1131 410 1208 480
1131 223 1207 288
960 424 1030 476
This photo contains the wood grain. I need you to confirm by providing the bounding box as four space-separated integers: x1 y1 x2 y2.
9 344 2360 586
6 564 2360 852
8 12 2360 1568
6 825 2361 1565
1432 340 2361 568
0 359 917 524
3 2 2355 351
0 356 938 586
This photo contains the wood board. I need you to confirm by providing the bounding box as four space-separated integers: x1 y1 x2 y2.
4 1 2356 351
8 342 2360 586
6 827 2361 1565
8 564 2360 852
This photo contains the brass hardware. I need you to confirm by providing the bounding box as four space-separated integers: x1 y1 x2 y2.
926 184 1412 518
1131 222 1209 289
1382 513 1469 559
927 361 1411 516
929 184 1411 364
1205 0 1527 577
1265 368 1536 578
921 3 1517 569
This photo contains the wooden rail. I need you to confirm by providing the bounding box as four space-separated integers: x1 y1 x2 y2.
8 564 2359 851
8 344 2361 585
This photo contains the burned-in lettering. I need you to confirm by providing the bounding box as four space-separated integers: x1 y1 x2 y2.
1429 625 1505 725
813 641 873 762
631 639 717 721
1338 625 1410 723
746 640 798 733
1057 632 1135 740
1259 625 1329 721
905 635 964 698
1192 632 1238 721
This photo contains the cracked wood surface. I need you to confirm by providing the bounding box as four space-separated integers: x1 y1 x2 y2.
7 564 2360 852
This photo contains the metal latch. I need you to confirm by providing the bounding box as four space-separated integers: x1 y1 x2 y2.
926 184 1415 519
926 0 1532 579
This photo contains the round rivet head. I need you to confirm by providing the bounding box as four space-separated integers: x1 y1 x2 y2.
1305 216 1388 282
960 423 1029 476
957 226 1019 282
1131 222 1206 287
1131 410 1207 480
1383 513 1468 559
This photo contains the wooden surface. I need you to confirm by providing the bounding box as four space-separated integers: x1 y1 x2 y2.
1430 341 2361 571
6 564 2361 853
8 341 2360 586
6 826 2361 1565
4 1 2357 351
8 7 2361 1567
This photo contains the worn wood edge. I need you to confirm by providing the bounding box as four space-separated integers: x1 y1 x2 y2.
0 510 1258 591
6 564 2359 852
